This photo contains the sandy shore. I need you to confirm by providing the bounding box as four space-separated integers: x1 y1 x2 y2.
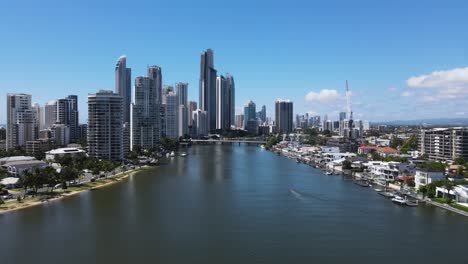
0 166 152 215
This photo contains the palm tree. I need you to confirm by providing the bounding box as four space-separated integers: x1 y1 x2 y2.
444 179 454 202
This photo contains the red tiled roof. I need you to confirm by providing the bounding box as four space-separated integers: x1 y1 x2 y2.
377 147 399 153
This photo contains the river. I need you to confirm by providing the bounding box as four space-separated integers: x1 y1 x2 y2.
0 145 467 263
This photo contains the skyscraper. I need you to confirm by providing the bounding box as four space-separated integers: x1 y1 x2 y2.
192 109 208 136
115 55 132 124
176 82 188 107
131 77 160 150
225 74 235 128
44 100 57 129
178 105 187 138
188 101 197 127
6 93 37 150
87 90 123 161
162 85 174 105
55 95 79 141
199 49 217 132
176 82 189 136
244 100 256 128
275 99 293 134
244 100 257 133
165 92 178 139
339 112 347 121
32 103 44 130
259 105 266 124
147 66 163 104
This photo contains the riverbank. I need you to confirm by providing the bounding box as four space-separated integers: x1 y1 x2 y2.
0 166 152 215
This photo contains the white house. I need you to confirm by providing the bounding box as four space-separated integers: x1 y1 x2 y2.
365 161 416 181
414 168 445 190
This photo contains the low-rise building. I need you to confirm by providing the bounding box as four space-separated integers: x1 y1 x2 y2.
366 161 416 181
2 160 48 176
414 168 445 190
45 147 86 161
0 156 36 165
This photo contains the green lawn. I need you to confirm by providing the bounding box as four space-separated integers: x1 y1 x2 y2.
450 203 468 213
432 197 451 204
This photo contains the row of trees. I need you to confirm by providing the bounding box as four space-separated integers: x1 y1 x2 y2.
418 178 468 200
21 166 79 193
53 153 118 176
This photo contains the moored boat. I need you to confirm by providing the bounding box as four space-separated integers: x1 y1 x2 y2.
392 195 407 205
379 192 394 198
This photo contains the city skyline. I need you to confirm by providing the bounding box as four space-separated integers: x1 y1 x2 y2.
1 0 468 124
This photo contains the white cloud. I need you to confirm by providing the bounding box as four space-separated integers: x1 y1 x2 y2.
407 67 468 89
387 87 398 92
406 67 468 102
305 89 340 103
400 91 413 97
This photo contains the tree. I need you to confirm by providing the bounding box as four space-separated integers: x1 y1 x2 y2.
454 157 466 166
443 179 454 202
419 185 428 198
342 160 352 170
59 167 79 189
322 130 332 137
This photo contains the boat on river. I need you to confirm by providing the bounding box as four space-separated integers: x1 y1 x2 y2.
392 195 407 205
180 152 187 157
354 180 371 187
379 192 395 198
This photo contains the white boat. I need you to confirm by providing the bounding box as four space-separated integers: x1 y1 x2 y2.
170 151 175 157
179 152 187 157
405 199 419 207
166 153 170 158
391 196 406 205
325 171 332 175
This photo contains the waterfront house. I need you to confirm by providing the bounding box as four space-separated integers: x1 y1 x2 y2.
414 168 445 190
365 161 416 182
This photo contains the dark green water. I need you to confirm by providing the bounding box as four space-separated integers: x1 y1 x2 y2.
1 145 467 264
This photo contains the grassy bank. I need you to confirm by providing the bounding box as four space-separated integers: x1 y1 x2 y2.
450 203 468 213
0 167 150 214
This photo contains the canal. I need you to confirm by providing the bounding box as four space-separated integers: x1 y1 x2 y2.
0 145 467 263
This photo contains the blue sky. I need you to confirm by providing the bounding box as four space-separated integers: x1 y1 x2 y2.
1 0 467 124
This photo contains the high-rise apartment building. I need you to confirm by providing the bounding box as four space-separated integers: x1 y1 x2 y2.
115 55 131 124
188 101 197 127
131 76 160 151
419 128 468 161
339 112 347 121
215 75 232 131
32 103 44 130
199 49 217 132
44 100 57 129
275 99 293 134
178 105 187 137
243 100 257 133
147 66 163 105
235 114 244 129
87 90 123 161
225 74 235 128
192 109 208 136
55 95 79 141
6 93 37 150
165 92 178 139
176 82 188 107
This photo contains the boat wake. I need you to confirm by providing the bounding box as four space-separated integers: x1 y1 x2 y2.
289 188 304 200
